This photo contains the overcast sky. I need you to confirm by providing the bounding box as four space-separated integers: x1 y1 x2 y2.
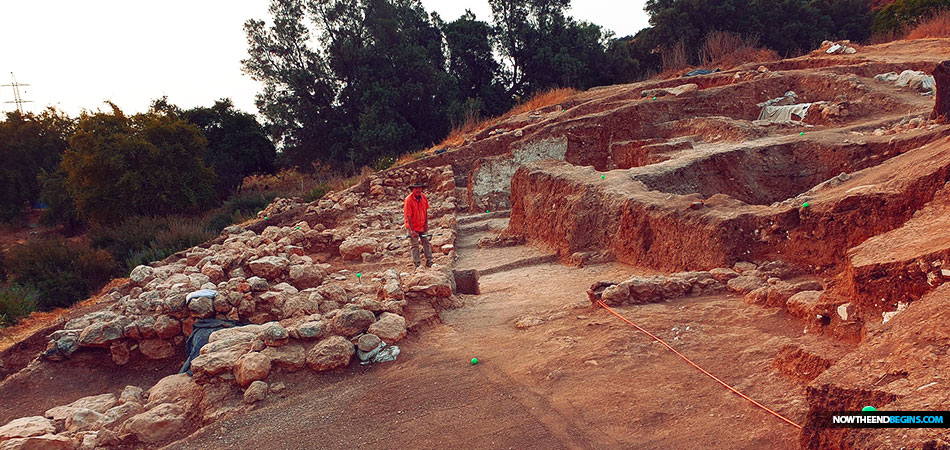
0 1 649 117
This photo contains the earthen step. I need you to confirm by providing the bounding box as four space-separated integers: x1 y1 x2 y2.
477 254 558 276
845 183 950 312
458 217 509 234
457 209 510 225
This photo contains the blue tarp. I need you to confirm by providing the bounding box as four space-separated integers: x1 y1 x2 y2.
179 318 242 375
684 68 720 77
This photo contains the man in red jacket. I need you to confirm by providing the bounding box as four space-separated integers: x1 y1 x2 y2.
404 182 433 268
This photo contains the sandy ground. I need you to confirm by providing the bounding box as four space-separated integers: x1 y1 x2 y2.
168 216 849 449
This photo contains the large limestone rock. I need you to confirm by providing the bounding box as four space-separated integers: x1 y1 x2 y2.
329 309 376 337
152 316 181 339
100 402 144 429
64 408 104 432
0 434 74 450
0 417 55 441
145 374 203 409
306 336 354 371
122 403 185 444
78 321 124 347
288 264 326 289
367 313 407 343
119 386 144 405
339 237 380 261
248 256 290 281
261 343 307 372
243 381 268 404
189 334 259 377
405 269 454 297
129 265 155 285
258 322 289 346
726 275 767 294
233 352 272 387
45 394 117 423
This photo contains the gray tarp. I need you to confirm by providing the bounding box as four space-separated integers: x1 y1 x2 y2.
757 103 812 123
179 318 242 375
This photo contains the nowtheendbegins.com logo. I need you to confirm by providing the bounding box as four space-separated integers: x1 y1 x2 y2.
816 410 950 428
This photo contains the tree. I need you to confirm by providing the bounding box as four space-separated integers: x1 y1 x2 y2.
3 237 115 311
489 0 614 95
643 0 874 61
873 0 950 34
0 109 73 222
243 0 342 169
444 10 511 120
245 0 455 170
61 104 217 224
178 99 277 195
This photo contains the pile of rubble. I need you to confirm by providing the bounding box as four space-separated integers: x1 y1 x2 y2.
0 165 465 447
588 261 823 310
821 40 858 55
256 196 306 219
869 115 940 136
875 70 936 95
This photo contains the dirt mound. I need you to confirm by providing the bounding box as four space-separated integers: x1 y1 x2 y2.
0 165 465 447
5 38 950 449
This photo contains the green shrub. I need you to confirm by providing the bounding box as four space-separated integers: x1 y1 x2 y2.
222 191 276 215
304 183 331 202
154 217 214 251
124 246 178 272
203 210 238 234
90 216 168 265
91 215 213 273
202 191 277 234
372 156 396 171
4 238 115 311
0 284 39 327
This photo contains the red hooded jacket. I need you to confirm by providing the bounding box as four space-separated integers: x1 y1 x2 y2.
404 192 429 232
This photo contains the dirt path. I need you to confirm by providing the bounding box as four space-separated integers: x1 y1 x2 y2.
171 214 846 449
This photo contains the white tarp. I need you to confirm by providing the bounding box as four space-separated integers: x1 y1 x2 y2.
895 70 935 93
876 70 935 94
757 103 812 123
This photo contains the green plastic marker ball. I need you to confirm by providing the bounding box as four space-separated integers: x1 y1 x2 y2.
471 357 478 365
601 174 606 179
802 202 810 208
862 406 876 412
800 131 805 136
264 216 269 220
653 96 657 100
356 273 362 278
486 209 490 213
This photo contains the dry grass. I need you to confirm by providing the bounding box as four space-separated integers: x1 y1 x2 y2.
506 87 576 117
393 87 576 168
0 278 125 351
326 166 374 192
907 9 950 39
700 31 753 64
699 31 779 67
662 41 689 72
655 32 779 80
715 47 780 68
871 28 909 44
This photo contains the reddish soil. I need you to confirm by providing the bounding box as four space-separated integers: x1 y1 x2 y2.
0 347 183 425
171 222 851 449
3 38 950 450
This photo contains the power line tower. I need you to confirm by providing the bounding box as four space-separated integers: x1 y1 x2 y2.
2 72 32 113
